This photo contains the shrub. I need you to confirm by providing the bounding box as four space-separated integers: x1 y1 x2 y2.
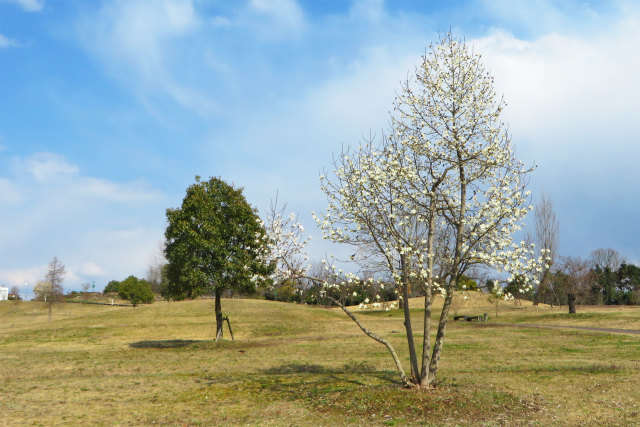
103 280 121 294
118 276 155 306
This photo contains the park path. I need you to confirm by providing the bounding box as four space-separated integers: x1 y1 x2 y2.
475 322 640 335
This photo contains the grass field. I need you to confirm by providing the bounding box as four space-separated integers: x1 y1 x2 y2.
1 293 639 426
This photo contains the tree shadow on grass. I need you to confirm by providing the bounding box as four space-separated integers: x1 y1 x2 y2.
262 361 379 375
199 364 541 425
259 361 400 388
129 339 204 349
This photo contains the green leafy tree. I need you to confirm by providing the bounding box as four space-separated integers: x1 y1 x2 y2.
118 276 154 306
103 280 121 294
164 176 273 339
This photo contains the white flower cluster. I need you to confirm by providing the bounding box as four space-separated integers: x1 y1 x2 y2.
263 209 311 286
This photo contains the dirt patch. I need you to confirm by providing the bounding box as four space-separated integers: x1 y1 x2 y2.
476 323 640 335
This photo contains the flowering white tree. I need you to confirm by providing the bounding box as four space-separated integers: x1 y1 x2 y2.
263 197 312 289
270 33 544 388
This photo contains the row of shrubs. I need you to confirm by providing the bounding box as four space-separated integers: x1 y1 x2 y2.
263 275 480 306
263 280 399 305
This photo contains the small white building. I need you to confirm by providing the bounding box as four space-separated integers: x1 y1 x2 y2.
0 287 8 301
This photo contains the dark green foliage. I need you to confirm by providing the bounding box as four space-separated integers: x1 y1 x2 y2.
103 280 120 294
164 176 273 299
504 274 532 299
263 278 398 306
118 276 155 306
264 280 299 302
456 275 478 291
533 261 640 306
592 263 640 305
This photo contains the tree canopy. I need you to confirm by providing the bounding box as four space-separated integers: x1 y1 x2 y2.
118 275 155 306
103 280 120 294
164 176 272 337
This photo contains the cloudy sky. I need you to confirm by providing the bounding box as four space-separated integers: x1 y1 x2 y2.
1 0 639 293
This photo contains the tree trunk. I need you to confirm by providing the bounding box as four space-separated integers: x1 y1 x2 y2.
215 288 223 339
427 281 455 386
401 254 420 384
567 292 576 314
419 293 432 387
419 210 436 387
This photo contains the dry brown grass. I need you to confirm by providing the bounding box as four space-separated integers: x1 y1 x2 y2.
1 294 639 425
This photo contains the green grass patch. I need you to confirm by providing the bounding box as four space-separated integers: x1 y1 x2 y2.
1 296 639 426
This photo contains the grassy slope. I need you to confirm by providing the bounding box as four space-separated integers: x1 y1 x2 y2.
1 294 639 426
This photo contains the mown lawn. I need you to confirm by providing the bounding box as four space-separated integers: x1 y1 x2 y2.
1 294 639 426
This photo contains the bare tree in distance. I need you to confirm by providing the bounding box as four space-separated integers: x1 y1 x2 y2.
147 241 167 295
557 256 593 314
589 248 625 271
9 285 21 300
534 193 560 306
44 257 66 321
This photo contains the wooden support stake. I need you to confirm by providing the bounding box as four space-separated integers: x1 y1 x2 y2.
224 316 234 341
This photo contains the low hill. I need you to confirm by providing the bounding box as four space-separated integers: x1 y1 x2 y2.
0 297 638 425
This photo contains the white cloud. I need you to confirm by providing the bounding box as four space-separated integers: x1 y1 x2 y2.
78 0 216 116
0 0 43 12
0 178 23 204
248 0 305 38
11 152 163 202
470 20 640 171
211 15 231 28
74 177 163 203
75 261 107 277
25 152 79 182
349 0 385 23
468 15 640 258
0 152 167 289
0 265 47 288
0 34 20 48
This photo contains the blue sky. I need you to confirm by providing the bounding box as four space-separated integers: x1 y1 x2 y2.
1 0 639 292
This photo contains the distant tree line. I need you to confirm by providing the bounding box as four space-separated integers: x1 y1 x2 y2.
507 248 640 308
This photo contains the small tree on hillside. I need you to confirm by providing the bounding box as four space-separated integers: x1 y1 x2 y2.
35 257 66 321
164 176 273 339
118 276 155 306
486 280 505 317
81 282 91 295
